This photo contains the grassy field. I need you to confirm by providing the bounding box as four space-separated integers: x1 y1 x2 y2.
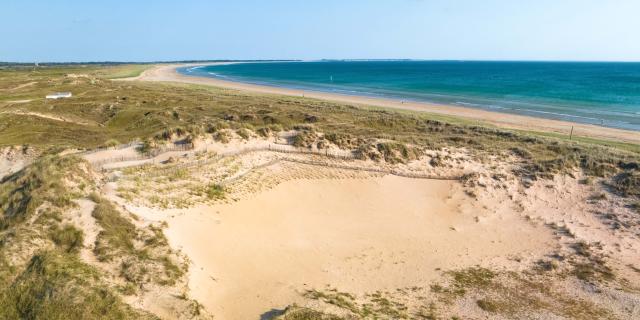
102 64 152 79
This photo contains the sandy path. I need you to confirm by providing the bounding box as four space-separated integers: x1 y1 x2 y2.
1 81 37 92
134 64 640 144
3 99 33 104
158 175 554 320
0 110 90 126
70 199 100 265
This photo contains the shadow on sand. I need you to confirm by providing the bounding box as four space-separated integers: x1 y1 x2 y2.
260 308 286 320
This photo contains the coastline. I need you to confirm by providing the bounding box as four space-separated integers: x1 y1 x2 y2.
132 64 640 144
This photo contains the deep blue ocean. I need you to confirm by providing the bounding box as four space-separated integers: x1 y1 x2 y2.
179 61 640 131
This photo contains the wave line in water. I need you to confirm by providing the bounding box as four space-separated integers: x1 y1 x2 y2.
178 61 640 131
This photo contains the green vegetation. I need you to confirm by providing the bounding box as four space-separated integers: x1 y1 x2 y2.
476 299 499 313
104 138 120 148
0 156 152 319
0 153 192 318
236 128 252 140
49 224 84 253
0 251 153 320
213 130 231 143
305 289 359 315
89 194 184 287
569 241 615 282
102 64 151 79
90 194 138 261
273 306 345 320
610 170 640 197
206 183 226 200
0 155 86 230
518 129 640 154
429 267 613 319
355 141 423 164
303 289 410 319
292 130 318 148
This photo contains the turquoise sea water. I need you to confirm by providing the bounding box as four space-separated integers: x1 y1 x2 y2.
179 61 640 131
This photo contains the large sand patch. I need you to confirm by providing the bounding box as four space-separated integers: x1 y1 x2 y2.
162 175 554 319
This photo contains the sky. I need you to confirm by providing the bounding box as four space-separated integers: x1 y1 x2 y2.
2 0 640 62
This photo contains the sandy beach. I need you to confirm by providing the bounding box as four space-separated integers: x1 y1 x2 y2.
132 64 640 144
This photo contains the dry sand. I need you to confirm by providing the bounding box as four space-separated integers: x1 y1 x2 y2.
133 64 640 144
0 146 34 180
151 175 554 319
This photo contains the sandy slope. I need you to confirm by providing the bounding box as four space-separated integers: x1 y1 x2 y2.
152 176 553 319
132 64 640 144
0 146 34 180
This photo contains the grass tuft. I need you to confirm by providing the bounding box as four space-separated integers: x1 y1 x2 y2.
49 224 84 253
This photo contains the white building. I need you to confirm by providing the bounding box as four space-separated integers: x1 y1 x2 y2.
46 92 72 99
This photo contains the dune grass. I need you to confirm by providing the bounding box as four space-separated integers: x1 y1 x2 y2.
88 193 185 287
273 306 345 320
0 155 154 319
0 155 86 230
49 224 84 253
0 251 154 320
90 194 138 261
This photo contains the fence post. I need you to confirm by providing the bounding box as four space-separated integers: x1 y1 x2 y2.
569 126 574 140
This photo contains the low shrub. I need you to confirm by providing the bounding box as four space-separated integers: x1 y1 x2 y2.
611 171 640 197
206 184 225 200
50 224 84 253
213 131 230 144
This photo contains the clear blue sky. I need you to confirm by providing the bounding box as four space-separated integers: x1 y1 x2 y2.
3 0 640 62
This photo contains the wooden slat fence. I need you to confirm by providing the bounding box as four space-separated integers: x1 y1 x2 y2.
279 157 460 180
98 143 461 181
75 141 142 156
89 143 194 167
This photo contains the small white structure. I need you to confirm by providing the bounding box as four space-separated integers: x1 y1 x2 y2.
46 92 72 99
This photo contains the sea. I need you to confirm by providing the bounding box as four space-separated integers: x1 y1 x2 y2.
179 60 640 131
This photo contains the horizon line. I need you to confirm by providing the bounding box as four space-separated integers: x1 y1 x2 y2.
3 58 640 65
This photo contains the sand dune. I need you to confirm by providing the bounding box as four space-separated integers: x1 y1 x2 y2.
155 176 553 319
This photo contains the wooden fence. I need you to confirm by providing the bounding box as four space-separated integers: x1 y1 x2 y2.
279 157 460 180
98 143 461 181
109 144 353 175
89 143 194 167
75 141 142 156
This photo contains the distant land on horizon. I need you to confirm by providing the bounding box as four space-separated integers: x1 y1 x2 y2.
3 59 640 66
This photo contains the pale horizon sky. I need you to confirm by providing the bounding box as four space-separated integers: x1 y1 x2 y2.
2 0 640 62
